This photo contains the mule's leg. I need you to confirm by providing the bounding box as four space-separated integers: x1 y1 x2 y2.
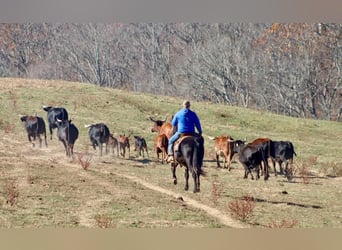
192 169 200 193
184 167 189 191
171 162 177 185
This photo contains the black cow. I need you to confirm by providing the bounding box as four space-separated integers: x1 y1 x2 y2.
270 141 297 176
133 135 149 158
85 123 110 156
20 114 47 147
43 106 69 140
56 119 79 157
238 143 269 180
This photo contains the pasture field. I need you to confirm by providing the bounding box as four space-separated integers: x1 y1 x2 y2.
0 77 341 228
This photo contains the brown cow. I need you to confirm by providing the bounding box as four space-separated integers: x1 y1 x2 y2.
108 134 119 157
154 134 168 164
208 135 246 171
149 116 173 139
119 134 130 158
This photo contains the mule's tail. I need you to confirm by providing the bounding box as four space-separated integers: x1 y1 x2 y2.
193 136 205 176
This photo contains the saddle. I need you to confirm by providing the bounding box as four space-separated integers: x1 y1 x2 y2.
174 133 196 153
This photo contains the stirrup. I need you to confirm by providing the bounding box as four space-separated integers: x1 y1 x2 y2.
166 155 174 163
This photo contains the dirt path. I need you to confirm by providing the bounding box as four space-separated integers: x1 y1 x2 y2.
61 160 247 228
108 171 248 228
2 134 247 228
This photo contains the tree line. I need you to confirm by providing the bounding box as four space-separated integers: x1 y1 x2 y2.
0 23 341 120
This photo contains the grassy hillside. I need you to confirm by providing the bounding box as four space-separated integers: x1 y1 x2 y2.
0 78 341 228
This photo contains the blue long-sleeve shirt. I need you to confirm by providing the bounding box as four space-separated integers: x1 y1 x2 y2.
171 108 202 134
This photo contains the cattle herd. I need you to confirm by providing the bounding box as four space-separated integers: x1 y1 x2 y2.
19 106 135 159
20 106 297 193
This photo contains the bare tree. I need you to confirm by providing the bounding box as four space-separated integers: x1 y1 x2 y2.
0 23 340 120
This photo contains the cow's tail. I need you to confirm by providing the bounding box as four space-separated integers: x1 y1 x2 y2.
99 124 105 134
290 142 297 156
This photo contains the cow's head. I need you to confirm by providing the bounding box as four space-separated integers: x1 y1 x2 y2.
19 115 28 122
228 137 247 154
56 118 72 127
119 134 130 146
149 116 167 133
19 115 38 123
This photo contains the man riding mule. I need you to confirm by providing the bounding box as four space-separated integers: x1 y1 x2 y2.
170 134 205 193
166 100 204 193
166 100 202 163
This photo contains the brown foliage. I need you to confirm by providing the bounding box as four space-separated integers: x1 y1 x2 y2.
268 219 298 228
228 196 255 222
95 214 113 228
4 179 19 206
211 177 222 206
77 153 93 170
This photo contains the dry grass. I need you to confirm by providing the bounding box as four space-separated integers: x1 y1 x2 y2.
0 78 342 228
